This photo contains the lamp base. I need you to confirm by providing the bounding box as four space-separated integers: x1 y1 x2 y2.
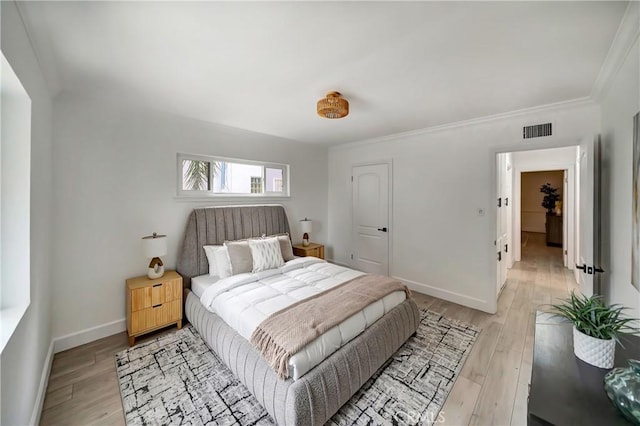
303 232 310 247
147 257 165 279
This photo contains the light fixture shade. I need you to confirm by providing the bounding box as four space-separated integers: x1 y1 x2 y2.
300 219 312 234
317 91 349 119
142 233 167 258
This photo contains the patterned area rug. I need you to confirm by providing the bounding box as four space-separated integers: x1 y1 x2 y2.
116 309 479 426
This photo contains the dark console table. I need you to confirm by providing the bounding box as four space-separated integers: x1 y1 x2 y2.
545 213 563 247
528 311 640 425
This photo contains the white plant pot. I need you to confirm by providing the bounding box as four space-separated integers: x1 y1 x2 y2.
573 326 616 369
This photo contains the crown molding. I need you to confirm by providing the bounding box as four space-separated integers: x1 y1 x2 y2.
330 97 596 151
590 1 640 101
14 1 63 96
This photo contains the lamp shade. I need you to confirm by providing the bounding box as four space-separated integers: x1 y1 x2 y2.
142 233 167 258
300 219 312 234
317 92 349 119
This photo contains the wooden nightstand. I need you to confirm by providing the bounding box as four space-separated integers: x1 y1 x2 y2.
126 270 182 346
292 242 325 259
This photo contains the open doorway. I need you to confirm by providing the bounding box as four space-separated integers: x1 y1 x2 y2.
520 170 565 262
496 146 579 296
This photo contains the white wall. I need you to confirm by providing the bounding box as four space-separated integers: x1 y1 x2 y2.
599 30 640 317
51 94 328 342
521 170 564 233
0 1 54 424
328 102 599 313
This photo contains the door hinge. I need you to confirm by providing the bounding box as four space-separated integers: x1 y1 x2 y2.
350 253 354 260
565 250 568 255
505 197 509 207
497 251 502 261
497 197 502 207
504 244 508 253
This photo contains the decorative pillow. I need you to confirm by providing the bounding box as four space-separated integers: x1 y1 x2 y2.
249 237 285 273
224 240 253 275
203 245 232 278
213 246 232 278
272 233 295 261
203 245 222 276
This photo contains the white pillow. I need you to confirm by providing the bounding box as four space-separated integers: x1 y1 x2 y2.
203 245 232 278
214 246 232 278
203 245 222 276
249 237 284 273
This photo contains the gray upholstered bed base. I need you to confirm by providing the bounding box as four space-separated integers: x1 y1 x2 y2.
185 291 420 426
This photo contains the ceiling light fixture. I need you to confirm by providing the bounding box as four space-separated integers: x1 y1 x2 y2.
317 91 349 119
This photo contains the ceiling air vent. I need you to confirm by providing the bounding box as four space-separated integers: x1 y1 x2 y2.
523 123 552 139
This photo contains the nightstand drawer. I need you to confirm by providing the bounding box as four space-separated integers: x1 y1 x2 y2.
130 279 181 311
299 247 321 257
292 243 325 259
130 299 181 334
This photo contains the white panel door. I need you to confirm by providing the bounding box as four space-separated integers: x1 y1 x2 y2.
497 153 508 294
352 163 389 275
577 135 600 297
506 153 514 269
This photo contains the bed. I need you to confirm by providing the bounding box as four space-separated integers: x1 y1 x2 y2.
177 205 420 425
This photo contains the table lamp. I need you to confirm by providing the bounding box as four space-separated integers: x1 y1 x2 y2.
142 232 167 279
300 218 312 247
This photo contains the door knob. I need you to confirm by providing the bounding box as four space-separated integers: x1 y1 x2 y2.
377 227 388 232
576 264 586 272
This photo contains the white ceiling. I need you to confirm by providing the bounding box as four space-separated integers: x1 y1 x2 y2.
18 1 628 145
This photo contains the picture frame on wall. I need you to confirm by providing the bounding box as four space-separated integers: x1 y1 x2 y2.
633 112 640 291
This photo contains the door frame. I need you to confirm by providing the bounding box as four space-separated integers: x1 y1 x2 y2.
513 162 576 270
489 138 584 314
350 159 393 276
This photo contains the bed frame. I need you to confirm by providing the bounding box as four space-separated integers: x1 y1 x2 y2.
177 205 419 425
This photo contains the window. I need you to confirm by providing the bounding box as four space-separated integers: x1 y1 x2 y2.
181 160 211 191
177 153 289 197
1 52 31 353
250 177 262 194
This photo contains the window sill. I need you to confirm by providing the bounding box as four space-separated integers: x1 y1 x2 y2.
1 303 29 353
174 195 291 203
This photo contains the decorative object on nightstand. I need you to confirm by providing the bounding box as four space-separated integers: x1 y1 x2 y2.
142 232 167 279
292 242 324 259
126 270 182 346
604 360 640 424
300 218 312 247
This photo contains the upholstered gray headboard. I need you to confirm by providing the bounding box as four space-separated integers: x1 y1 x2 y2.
176 205 291 289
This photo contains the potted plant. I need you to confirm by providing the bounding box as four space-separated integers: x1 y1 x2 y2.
540 182 560 214
551 293 638 368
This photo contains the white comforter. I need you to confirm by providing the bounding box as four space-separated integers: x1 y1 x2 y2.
200 257 406 380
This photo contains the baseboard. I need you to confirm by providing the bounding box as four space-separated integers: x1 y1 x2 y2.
393 275 494 314
53 318 126 354
29 339 54 426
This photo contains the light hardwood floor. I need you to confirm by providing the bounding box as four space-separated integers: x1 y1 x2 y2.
40 233 576 426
